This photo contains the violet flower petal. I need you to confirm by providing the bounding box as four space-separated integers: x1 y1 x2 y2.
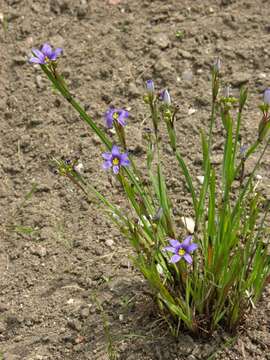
186 243 198 253
170 254 181 263
32 48 45 61
111 145 120 157
51 47 62 59
102 152 112 160
182 235 193 248
29 57 43 64
113 165 120 174
120 154 130 166
183 253 193 264
41 43 52 57
102 161 112 170
117 115 127 126
163 246 176 253
169 239 180 247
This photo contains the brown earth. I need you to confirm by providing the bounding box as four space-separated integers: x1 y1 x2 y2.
0 0 270 359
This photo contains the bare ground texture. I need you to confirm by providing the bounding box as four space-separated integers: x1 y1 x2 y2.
0 0 270 359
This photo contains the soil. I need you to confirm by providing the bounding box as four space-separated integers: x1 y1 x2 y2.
1 0 270 359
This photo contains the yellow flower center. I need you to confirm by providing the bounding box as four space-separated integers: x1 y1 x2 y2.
112 157 119 165
113 112 119 120
178 249 185 256
45 56 50 63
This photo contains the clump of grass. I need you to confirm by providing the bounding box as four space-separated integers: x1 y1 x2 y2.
29 45 270 335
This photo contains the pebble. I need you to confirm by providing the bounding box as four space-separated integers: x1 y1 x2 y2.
80 307 90 319
181 217 195 234
105 239 114 247
188 107 196 115
211 153 223 165
231 72 250 87
196 175 204 184
35 75 45 90
154 57 172 73
0 321 6 333
178 49 193 60
128 82 140 98
76 2 88 19
182 69 193 82
12 56 26 65
67 319 82 332
3 353 20 360
92 134 102 146
153 33 170 50
30 245 47 258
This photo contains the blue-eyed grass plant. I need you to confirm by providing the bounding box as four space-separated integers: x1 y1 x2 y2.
30 46 270 335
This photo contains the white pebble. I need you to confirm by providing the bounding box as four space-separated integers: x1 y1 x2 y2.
197 176 204 184
181 217 195 234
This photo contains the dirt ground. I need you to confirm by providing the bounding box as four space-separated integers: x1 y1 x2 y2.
1 0 270 359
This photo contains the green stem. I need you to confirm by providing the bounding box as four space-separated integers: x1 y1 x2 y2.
41 64 153 214
232 109 242 170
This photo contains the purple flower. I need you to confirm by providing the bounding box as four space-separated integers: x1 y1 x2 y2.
160 89 171 105
163 236 198 264
263 88 270 105
240 145 247 158
29 43 62 64
102 145 130 174
105 108 129 129
146 80 155 94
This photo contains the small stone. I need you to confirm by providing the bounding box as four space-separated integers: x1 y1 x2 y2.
188 107 196 115
196 176 204 184
30 245 47 258
105 239 114 247
0 321 6 333
182 69 193 81
181 217 195 234
154 57 171 73
3 353 20 360
153 33 170 50
258 72 267 79
35 75 45 89
128 82 140 98
12 56 26 65
76 3 88 19
119 314 124 321
178 49 193 60
0 303 8 313
211 154 223 165
67 319 82 332
80 307 90 319
92 134 102 146
231 72 250 87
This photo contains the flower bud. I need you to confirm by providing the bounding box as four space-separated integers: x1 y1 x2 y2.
213 57 221 73
162 89 171 105
223 85 231 98
146 80 155 94
263 88 270 105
